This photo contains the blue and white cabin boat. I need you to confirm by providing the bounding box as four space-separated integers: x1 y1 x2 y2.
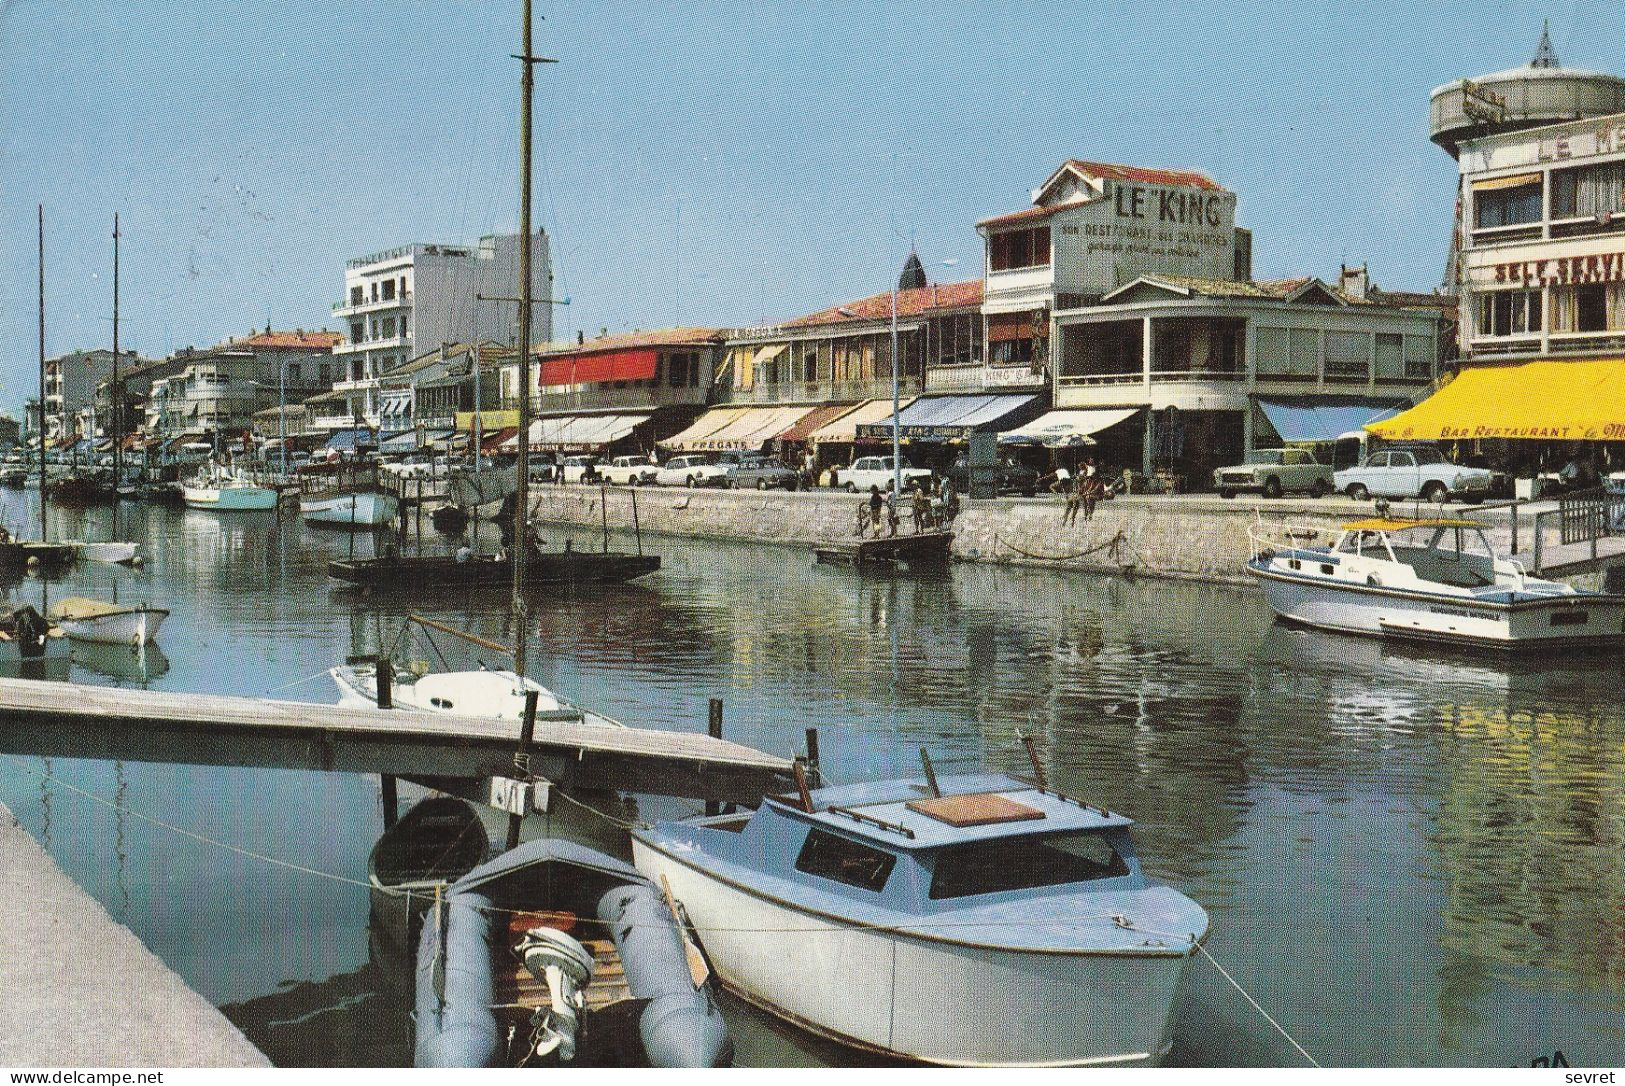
632 772 1207 1067
1247 517 1625 648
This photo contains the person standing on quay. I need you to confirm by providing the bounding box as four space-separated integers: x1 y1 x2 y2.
868 485 884 538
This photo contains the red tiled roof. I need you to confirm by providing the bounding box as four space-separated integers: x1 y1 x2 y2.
1063 159 1224 192
782 279 983 328
538 326 721 357
232 330 342 350
977 204 1064 228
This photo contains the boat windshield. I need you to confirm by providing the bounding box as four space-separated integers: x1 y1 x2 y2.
928 830 1128 900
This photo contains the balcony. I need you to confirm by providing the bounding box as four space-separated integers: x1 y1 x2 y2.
333 290 413 315
532 385 710 412
334 334 410 355
924 364 1046 392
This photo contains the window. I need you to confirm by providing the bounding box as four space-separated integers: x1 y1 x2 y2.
320 363 331 383
1412 446 1446 465
928 831 1128 899
350 321 365 344
1551 162 1625 220
1389 451 1415 467
989 226 1052 272
381 317 396 339
1404 335 1435 379
1477 290 1542 337
1549 284 1624 333
1289 328 1319 376
1374 333 1405 379
990 338 1035 366
381 280 395 301
1323 331 1370 379
1473 180 1542 229
288 363 302 384
349 286 363 306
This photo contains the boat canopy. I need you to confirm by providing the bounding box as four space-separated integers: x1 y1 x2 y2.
1365 357 1625 441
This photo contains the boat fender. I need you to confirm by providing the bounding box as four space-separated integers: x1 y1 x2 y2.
414 891 502 1068
598 884 732 1068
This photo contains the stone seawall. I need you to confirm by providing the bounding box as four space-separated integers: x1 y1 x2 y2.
528 485 1372 585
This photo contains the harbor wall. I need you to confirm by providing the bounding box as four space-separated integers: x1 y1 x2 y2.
528 486 1367 585
0 801 271 1068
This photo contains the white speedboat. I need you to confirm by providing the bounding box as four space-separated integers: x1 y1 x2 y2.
330 660 623 726
1247 517 1625 649
300 489 399 527
633 772 1207 1066
49 596 168 646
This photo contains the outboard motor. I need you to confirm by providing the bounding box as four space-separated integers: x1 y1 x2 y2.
415 892 501 1068
515 925 596 1062
598 884 732 1068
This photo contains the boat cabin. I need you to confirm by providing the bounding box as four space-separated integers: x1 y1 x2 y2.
672 773 1148 913
1260 517 1536 594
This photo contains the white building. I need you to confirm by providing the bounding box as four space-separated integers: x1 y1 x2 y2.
327 231 551 431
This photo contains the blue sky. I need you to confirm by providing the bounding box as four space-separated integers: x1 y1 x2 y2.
2 0 1621 415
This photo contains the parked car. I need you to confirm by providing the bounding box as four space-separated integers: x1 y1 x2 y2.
837 455 932 493
1213 448 1333 499
600 455 659 486
1333 444 1493 504
654 453 730 488
718 451 799 491
560 455 600 484
381 453 441 479
943 454 1038 496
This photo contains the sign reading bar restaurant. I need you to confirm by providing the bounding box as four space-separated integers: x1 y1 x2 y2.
1486 251 1625 287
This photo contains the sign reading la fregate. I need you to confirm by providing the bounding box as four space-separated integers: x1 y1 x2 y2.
1486 251 1625 287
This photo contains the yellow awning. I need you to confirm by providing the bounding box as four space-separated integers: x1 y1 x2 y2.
1472 172 1541 192
1366 358 1625 441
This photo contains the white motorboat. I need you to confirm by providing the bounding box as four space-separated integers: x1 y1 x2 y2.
300 489 399 527
65 540 138 565
633 772 1207 1066
329 660 624 726
49 596 168 646
181 465 278 511
1247 517 1625 649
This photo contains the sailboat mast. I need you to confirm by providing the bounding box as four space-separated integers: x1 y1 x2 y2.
37 204 47 537
112 212 122 493
512 0 535 677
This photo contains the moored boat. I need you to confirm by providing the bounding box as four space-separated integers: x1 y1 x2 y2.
300 489 400 527
328 544 659 589
65 540 139 565
632 771 1207 1066
331 658 624 727
181 464 279 511
1247 517 1625 649
412 837 731 1068
369 795 490 957
49 596 168 646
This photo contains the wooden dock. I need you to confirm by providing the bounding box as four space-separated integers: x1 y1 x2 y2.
814 530 955 567
0 677 790 803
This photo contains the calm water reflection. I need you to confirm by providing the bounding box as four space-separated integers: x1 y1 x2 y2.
0 494 1619 1067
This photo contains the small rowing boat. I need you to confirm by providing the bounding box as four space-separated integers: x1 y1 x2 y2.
49 596 168 646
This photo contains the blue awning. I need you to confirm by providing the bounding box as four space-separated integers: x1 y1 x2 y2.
856 394 1041 440
1256 399 1403 444
380 431 420 451
324 428 377 452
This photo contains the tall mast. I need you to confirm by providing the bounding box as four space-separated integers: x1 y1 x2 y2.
112 213 121 492
37 205 47 538
511 0 555 677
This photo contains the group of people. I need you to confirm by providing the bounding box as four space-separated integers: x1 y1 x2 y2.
1041 457 1107 527
856 477 958 538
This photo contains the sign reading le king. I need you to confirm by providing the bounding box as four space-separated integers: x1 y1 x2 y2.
1058 181 1236 296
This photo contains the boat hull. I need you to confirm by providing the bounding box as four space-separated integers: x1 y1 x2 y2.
328 551 660 589
72 541 138 564
57 607 168 646
1249 563 1625 648
300 490 400 527
181 484 278 511
632 838 1190 1066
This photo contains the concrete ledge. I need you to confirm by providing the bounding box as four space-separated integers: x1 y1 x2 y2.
0 801 270 1067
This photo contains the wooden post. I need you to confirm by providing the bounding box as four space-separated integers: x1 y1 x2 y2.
1509 499 1520 556
804 727 820 788
792 758 814 812
600 482 610 553
919 748 941 797
630 485 642 556
381 774 399 830
376 658 393 710
506 688 540 852
1019 731 1047 790
416 477 424 538
705 697 723 816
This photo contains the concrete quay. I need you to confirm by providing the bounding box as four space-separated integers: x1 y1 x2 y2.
0 801 270 1068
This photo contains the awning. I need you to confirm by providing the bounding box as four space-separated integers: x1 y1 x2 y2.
1257 399 1404 444
526 413 652 450
380 392 411 417
778 403 858 443
482 426 518 452
857 394 1042 441
324 428 375 452
380 431 420 451
999 408 1139 446
1366 358 1625 441
806 398 917 443
987 313 1037 342
538 348 658 387
667 405 816 451
1472 172 1541 192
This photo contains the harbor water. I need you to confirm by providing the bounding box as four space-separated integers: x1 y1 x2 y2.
0 492 1619 1067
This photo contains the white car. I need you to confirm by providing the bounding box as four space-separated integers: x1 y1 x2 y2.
381 454 441 479
1333 445 1493 504
838 455 932 493
599 455 659 486
560 455 599 484
655 454 730 488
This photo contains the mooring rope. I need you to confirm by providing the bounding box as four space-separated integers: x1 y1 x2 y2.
994 529 1130 564
1195 942 1321 1067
